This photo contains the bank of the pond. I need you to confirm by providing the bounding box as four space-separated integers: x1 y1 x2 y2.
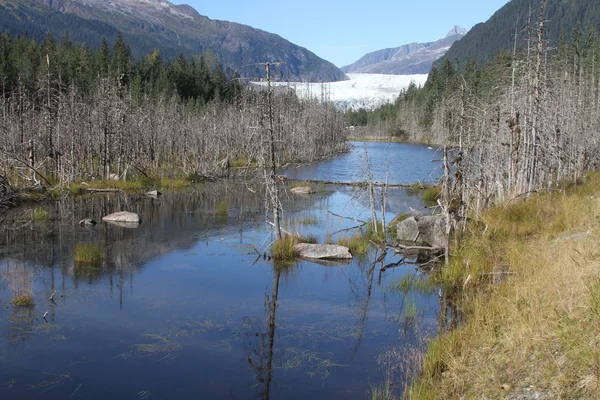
409 173 600 399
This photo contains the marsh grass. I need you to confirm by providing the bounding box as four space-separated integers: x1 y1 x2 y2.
73 243 104 266
271 234 318 260
3 265 34 307
420 186 441 203
409 173 600 399
68 177 190 193
32 207 49 222
338 234 370 255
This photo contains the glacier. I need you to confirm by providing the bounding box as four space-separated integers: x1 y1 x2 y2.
255 73 429 110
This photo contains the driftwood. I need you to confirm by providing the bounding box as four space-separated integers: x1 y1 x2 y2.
280 176 414 188
79 188 125 194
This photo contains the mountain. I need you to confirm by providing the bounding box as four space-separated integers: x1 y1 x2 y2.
0 0 347 82
440 0 600 69
341 26 467 75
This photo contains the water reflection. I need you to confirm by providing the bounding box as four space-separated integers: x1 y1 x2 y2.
0 179 440 399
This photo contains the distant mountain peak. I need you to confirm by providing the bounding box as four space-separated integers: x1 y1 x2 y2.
446 25 467 37
341 28 467 75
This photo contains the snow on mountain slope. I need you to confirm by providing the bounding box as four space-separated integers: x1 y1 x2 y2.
261 73 428 110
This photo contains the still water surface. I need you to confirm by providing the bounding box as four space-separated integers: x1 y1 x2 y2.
0 142 442 399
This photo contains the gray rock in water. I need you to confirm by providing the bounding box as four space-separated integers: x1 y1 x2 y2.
102 211 142 224
78 218 97 226
290 186 316 195
294 243 352 260
397 217 421 243
417 215 446 248
145 190 162 198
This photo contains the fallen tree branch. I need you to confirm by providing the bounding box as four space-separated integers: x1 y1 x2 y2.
0 150 52 187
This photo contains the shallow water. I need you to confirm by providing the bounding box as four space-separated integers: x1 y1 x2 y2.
0 143 442 399
283 141 442 184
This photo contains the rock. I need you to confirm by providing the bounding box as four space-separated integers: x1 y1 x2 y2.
103 220 142 228
108 173 120 180
294 243 352 260
417 215 446 248
290 186 315 195
145 190 162 198
397 217 421 243
78 218 97 226
102 211 142 224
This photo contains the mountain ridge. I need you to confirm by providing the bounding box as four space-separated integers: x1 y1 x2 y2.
0 0 347 82
341 26 466 75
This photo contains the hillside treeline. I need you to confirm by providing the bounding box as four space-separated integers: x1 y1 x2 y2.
359 3 600 215
0 33 347 186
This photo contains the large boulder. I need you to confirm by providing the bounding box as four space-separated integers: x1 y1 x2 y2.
294 243 352 260
417 215 447 249
396 216 421 243
102 211 142 224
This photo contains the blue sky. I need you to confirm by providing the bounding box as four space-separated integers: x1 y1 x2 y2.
171 0 509 67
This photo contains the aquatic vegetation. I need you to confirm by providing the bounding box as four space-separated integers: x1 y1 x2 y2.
420 186 441 203
215 200 228 216
134 334 181 360
271 234 317 260
73 243 104 266
298 214 319 226
338 234 370 255
390 274 436 297
278 348 345 379
3 265 34 307
32 207 49 222
29 372 72 394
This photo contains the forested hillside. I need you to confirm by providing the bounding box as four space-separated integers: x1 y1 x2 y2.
0 0 347 82
440 0 600 68
355 0 600 217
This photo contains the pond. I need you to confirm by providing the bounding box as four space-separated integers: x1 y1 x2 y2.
0 142 443 399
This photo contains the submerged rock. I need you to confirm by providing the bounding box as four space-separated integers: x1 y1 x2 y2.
294 243 352 260
102 211 142 224
78 218 97 226
290 186 315 195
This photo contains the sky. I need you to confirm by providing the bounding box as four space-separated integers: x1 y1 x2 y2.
170 0 510 67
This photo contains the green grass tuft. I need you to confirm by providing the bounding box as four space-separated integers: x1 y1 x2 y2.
338 234 370 255
32 207 49 222
73 243 104 266
421 186 441 203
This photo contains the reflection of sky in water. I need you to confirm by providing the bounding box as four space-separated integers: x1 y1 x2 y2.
0 144 442 399
283 141 442 184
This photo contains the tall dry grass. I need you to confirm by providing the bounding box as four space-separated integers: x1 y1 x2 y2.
409 173 600 399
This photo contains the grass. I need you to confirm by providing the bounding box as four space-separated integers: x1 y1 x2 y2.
73 243 104 266
271 234 318 260
3 265 34 307
68 177 191 194
338 234 370 255
420 186 441 203
32 207 48 222
215 200 228 216
408 172 600 399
